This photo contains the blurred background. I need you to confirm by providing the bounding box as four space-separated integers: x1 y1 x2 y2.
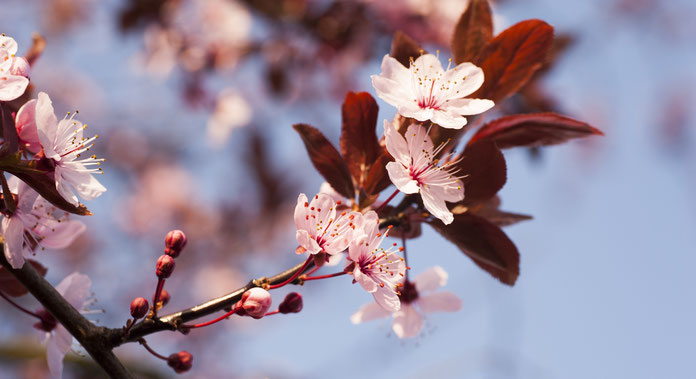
1 0 695 377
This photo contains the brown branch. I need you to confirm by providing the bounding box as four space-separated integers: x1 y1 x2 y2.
0 249 135 379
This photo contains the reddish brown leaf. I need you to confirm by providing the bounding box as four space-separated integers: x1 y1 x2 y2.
12 171 92 215
466 196 533 227
0 260 47 297
457 141 506 205
363 151 392 195
390 31 422 67
340 92 381 188
473 19 554 102
451 0 493 64
429 213 519 285
293 123 355 199
468 112 604 149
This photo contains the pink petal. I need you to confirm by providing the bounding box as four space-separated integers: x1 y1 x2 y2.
414 266 448 293
296 229 321 255
322 210 361 255
379 54 411 84
293 193 311 231
35 219 86 249
56 164 107 201
386 162 419 194
0 75 29 101
318 182 343 203
398 103 434 123
35 92 60 160
350 301 391 324
0 36 19 55
431 109 468 129
383 120 410 165
420 185 454 225
446 98 495 116
417 291 462 313
324 252 344 267
55 272 91 310
392 304 423 338
353 266 378 293
412 54 444 75
404 124 434 159
372 286 400 312
15 99 42 153
2 216 25 269
46 328 71 379
441 62 485 99
9 56 30 77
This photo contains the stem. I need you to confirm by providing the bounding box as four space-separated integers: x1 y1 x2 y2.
401 234 409 281
151 279 165 316
0 172 16 215
138 339 168 361
375 189 400 214
302 271 347 282
264 310 279 316
0 290 42 319
268 256 311 290
181 304 240 329
304 265 320 277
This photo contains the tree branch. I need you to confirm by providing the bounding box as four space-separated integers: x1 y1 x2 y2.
0 248 135 379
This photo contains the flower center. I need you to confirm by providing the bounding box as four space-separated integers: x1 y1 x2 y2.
33 308 58 332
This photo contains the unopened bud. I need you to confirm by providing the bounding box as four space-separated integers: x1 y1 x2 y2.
167 350 193 374
159 289 171 306
164 230 187 258
130 297 149 319
240 288 272 319
278 292 303 314
156 255 175 278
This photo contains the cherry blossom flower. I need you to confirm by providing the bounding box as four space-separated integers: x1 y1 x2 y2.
294 193 359 256
350 266 462 338
372 53 494 129
34 92 106 206
34 272 92 379
384 121 464 225
1 176 86 269
347 211 406 312
0 35 30 101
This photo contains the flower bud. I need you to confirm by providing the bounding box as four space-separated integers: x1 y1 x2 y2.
167 350 193 374
156 255 176 278
240 288 272 319
159 289 171 306
164 230 187 258
278 292 303 314
130 297 149 319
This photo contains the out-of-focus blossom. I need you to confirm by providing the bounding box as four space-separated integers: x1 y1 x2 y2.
384 121 464 225
372 54 493 129
167 351 193 373
206 89 252 148
294 193 359 256
1 176 86 269
34 272 92 379
15 99 42 153
34 92 106 205
136 25 182 78
0 35 30 101
347 211 406 312
351 266 461 338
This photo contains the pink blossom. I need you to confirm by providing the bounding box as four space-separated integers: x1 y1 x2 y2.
14 98 42 153
350 266 462 338
347 211 406 312
372 53 493 129
34 92 106 205
0 35 30 101
384 121 464 225
38 272 92 379
1 176 86 269
294 193 359 256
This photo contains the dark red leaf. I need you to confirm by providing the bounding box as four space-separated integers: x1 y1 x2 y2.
466 196 532 227
293 123 355 199
390 31 422 67
0 259 47 297
340 92 380 188
363 151 392 195
468 112 604 149
473 19 554 102
457 141 506 204
12 171 92 215
451 0 493 64
429 213 519 285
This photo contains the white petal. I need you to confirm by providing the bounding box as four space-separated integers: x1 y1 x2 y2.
412 54 444 75
2 216 25 269
55 272 91 310
446 98 495 116
398 103 434 123
420 185 454 225
392 304 423 338
350 301 391 324
35 92 60 160
0 36 19 55
372 287 400 312
442 62 486 99
318 182 344 203
383 119 410 165
414 266 449 293
354 266 378 293
431 110 468 129
296 229 321 255
293 193 311 231
417 291 462 313
0 75 29 101
55 171 79 206
56 165 106 201
324 252 343 267
371 75 412 109
404 124 434 165
35 219 86 249
46 330 69 379
379 54 411 83
15 99 42 153
386 162 419 194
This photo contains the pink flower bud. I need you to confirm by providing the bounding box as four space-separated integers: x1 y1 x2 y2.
159 289 171 306
240 288 272 319
130 297 149 319
167 350 193 373
156 255 175 278
164 230 187 258
278 292 303 314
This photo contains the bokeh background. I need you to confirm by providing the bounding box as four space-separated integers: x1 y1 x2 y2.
1 0 695 378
